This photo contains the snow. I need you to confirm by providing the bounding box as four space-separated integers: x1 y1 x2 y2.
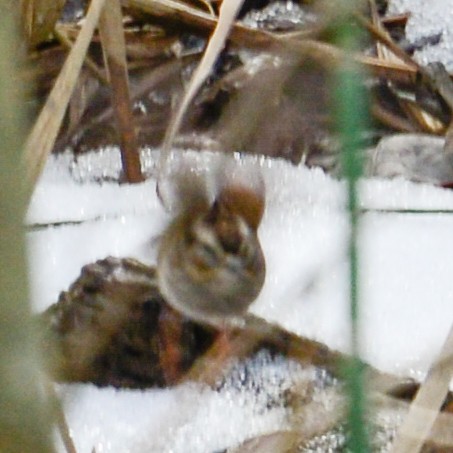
27 145 453 452
54 352 340 453
242 1 318 31
388 0 453 70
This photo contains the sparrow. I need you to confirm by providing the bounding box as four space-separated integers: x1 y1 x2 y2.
157 181 266 327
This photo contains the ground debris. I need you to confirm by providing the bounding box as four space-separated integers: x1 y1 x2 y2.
25 0 453 180
38 256 453 452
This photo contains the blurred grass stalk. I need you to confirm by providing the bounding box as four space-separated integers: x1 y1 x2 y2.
331 2 369 452
0 5 54 453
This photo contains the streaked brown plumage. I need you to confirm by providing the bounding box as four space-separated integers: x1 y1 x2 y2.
157 184 266 327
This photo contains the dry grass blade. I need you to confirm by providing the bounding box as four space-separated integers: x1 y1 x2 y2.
157 0 244 201
391 322 453 453
355 12 419 71
399 101 445 134
354 12 441 133
123 0 316 47
99 0 143 183
54 25 108 85
429 409 453 447
375 392 453 448
124 0 215 27
23 0 107 194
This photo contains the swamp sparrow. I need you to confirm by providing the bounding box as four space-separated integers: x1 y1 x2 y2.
157 178 266 327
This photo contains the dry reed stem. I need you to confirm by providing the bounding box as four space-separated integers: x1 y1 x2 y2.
23 0 107 193
99 0 143 183
391 322 453 452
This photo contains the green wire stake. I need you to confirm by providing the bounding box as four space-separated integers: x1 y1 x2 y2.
332 8 370 453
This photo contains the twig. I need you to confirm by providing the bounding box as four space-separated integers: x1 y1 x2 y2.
99 0 144 183
23 0 108 194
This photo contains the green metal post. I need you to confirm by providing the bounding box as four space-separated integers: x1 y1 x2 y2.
332 7 370 453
